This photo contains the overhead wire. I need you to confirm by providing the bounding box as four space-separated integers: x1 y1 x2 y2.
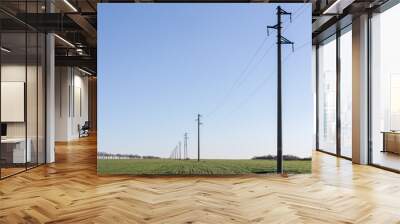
204 4 310 120
282 3 309 34
183 38 274 157
225 39 312 117
178 5 311 155
204 37 272 119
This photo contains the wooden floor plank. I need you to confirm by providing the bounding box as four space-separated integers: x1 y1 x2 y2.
0 135 400 223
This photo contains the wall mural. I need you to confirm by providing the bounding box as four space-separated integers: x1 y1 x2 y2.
98 3 312 175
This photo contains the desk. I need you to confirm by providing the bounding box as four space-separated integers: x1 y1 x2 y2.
1 138 31 164
382 131 400 154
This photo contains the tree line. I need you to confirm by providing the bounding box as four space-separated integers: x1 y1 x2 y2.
252 154 311 161
97 152 161 160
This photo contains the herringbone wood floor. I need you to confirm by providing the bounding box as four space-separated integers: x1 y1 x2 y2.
1 135 400 223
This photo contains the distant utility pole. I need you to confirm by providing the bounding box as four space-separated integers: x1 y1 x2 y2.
267 6 294 174
179 141 182 160
184 132 188 159
196 114 202 162
174 145 178 160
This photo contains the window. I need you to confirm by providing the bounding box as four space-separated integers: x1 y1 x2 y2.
340 27 352 158
318 35 337 154
371 3 400 171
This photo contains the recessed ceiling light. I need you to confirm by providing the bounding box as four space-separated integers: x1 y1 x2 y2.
63 0 78 12
78 67 93 76
54 34 75 48
323 0 355 15
1 47 11 53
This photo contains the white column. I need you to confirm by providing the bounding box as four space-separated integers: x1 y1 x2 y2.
46 32 55 163
352 14 369 164
55 67 73 141
45 0 56 163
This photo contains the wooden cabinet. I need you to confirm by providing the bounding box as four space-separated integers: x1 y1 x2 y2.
382 132 400 154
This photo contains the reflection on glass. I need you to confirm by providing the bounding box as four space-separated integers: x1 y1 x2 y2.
1 32 27 177
371 4 400 171
318 36 337 154
340 29 352 158
27 31 38 169
38 33 46 165
0 0 47 178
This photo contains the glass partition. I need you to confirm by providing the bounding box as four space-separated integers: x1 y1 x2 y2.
0 1 46 179
38 32 45 165
27 30 38 169
0 31 28 177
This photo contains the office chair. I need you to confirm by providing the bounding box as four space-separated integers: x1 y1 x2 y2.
79 121 90 138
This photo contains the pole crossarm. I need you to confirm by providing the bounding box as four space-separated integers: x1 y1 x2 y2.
280 36 295 51
267 24 278 36
278 8 292 21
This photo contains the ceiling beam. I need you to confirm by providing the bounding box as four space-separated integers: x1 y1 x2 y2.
55 55 96 72
67 13 97 44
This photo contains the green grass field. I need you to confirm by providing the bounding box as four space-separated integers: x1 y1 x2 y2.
97 159 311 175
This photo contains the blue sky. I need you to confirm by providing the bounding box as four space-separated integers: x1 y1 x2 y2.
98 3 312 159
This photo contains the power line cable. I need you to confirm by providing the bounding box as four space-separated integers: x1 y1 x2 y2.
205 41 275 120
283 4 309 34
182 9 310 149
204 37 273 118
292 2 308 17
225 39 312 116
283 40 311 61
204 6 307 120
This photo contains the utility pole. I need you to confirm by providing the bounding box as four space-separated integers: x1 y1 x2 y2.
174 145 178 160
196 114 202 162
184 133 188 159
179 141 182 160
267 6 294 174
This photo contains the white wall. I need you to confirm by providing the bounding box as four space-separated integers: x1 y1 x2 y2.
72 73 89 138
1 63 47 164
55 67 89 141
1 65 38 137
55 66 70 141
1 65 28 143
